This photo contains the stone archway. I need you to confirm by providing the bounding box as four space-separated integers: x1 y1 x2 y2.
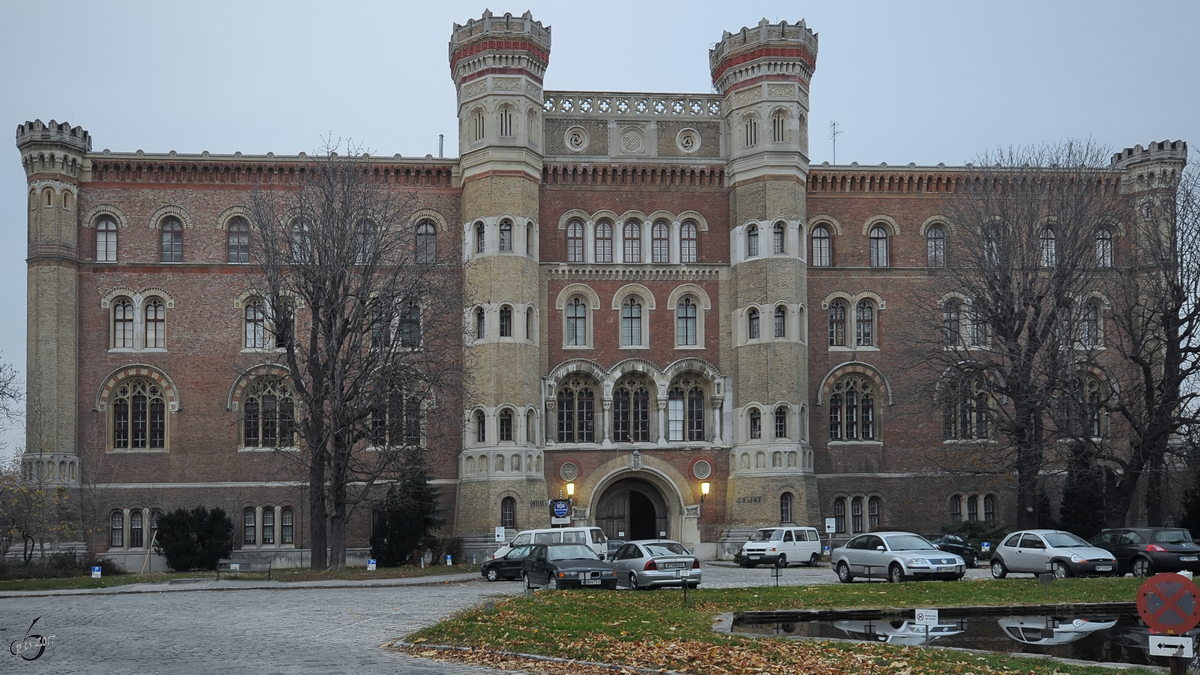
595 476 669 541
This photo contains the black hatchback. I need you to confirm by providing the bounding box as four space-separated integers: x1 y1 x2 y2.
521 543 618 590
1090 528 1200 577
929 534 980 568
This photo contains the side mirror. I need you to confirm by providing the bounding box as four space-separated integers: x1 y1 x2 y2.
876 546 885 551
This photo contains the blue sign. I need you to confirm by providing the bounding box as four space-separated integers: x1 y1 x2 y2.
552 499 570 518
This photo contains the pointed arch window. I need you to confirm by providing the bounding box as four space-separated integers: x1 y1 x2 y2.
942 374 991 440
613 378 650 442
556 378 596 443
828 301 847 346
1096 228 1113 267
96 217 118 262
596 221 613 263
416 221 437 263
869 226 889 267
747 225 759 257
566 220 584 262
652 221 669 263
623 220 642 263
680 221 698 263
812 226 831 267
829 376 878 441
926 225 945 267
111 378 167 450
242 377 295 448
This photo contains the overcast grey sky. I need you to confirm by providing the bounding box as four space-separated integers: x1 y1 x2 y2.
1 0 1197 461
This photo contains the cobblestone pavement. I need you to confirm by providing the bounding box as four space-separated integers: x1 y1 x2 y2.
0 563 995 674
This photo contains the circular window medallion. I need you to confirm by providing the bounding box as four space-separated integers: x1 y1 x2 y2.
692 459 712 480
676 128 701 153
559 461 579 482
565 126 589 153
620 128 644 154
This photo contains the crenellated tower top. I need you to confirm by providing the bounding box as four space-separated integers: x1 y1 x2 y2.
16 119 91 180
1110 139 1188 170
1110 140 1188 193
709 18 818 96
449 10 551 89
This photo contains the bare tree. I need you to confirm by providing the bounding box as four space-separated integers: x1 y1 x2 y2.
0 454 76 564
1103 161 1198 526
921 140 1127 530
246 145 463 569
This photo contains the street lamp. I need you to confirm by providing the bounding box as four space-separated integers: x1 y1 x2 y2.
700 481 710 504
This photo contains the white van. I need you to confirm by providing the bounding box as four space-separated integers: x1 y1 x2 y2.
492 526 609 560
739 526 823 567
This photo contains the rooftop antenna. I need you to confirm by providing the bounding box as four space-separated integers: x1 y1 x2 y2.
829 120 843 164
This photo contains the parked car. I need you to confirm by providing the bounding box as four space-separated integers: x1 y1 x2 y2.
739 526 823 568
1090 527 1200 577
928 534 979 568
481 544 533 581
606 539 626 558
609 539 701 589
492 526 609 561
989 530 1117 579
997 616 1118 646
835 619 962 646
831 531 965 583
521 543 618 590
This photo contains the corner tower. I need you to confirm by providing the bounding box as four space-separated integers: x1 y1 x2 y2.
16 119 90 485
450 11 551 547
711 21 820 539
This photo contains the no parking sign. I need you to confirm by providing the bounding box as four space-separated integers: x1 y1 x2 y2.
1138 573 1200 635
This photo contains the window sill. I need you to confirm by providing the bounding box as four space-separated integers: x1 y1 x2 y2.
107 448 169 454
942 438 997 445
674 344 705 350
108 348 137 354
619 345 649 350
239 446 300 453
827 440 883 447
240 348 286 355
563 344 593 350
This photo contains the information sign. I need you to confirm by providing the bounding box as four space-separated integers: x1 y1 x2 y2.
1137 573 1200 634
1149 635 1194 658
914 609 939 626
91 566 101 579
367 559 377 571
825 518 836 534
551 500 570 518
494 526 506 542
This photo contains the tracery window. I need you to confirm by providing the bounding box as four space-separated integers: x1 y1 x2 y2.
613 376 651 442
370 394 423 447
747 225 759 257
228 217 250 264
566 298 587 347
160 216 183 262
621 298 643 346
676 298 698 346
869 226 889 267
242 377 296 448
855 300 874 347
812 226 831 267
111 378 167 450
596 221 613 263
828 376 877 441
652 221 669 263
623 220 641 263
926 225 945 267
566 220 584 262
942 374 991 440
96 217 118 262
556 377 596 443
416 221 437 264
680 221 698 263
667 379 705 442
828 300 847 346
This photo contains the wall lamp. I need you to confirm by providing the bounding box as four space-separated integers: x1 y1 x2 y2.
700 482 710 504
566 482 575 497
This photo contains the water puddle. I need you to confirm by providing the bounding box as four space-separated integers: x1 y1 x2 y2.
730 606 1199 669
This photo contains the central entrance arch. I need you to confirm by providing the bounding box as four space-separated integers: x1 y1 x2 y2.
596 477 669 541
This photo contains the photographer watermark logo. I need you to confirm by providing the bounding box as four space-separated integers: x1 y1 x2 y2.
7 617 55 662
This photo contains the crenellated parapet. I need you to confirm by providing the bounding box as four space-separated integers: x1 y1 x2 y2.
1111 140 1188 193
709 18 818 95
449 10 551 89
1111 140 1188 169
16 119 91 180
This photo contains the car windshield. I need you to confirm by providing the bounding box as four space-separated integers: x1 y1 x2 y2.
750 529 782 542
1153 529 1195 545
884 534 935 551
644 542 689 556
546 545 599 561
1043 532 1090 548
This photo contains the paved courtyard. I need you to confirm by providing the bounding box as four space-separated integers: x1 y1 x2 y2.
1 563 995 673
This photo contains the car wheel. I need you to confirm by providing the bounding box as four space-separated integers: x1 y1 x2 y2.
809 553 821 567
1052 560 1071 579
523 573 533 590
486 567 499 582
888 564 906 583
775 554 788 569
628 572 640 590
991 559 1007 579
547 576 559 590
836 561 854 583
965 553 977 568
1132 557 1153 577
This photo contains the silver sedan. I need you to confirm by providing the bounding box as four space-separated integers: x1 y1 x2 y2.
832 531 965 583
609 540 701 589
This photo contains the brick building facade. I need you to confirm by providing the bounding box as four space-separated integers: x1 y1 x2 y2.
15 11 1187 567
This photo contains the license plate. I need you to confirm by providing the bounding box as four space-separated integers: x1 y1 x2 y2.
937 566 950 572
1182 556 1199 562
581 579 601 585
1096 565 1112 572
749 555 761 560
662 562 686 569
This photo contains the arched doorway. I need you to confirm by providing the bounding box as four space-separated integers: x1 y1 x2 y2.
596 477 669 541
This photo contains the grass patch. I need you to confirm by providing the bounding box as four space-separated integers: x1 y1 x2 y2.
403 578 1153 675
0 563 478 592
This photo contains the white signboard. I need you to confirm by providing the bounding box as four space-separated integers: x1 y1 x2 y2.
914 609 939 626
1149 635 1194 658
825 518 836 534
367 559 377 571
550 516 571 524
91 566 102 579
229 563 240 571
494 526 506 542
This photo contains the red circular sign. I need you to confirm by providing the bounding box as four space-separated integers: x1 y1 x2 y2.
1137 573 1200 634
